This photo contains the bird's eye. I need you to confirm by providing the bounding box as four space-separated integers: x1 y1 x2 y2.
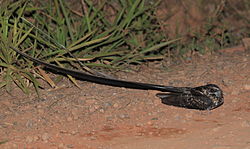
213 91 221 97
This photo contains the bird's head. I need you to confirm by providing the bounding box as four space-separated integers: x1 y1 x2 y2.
196 84 224 110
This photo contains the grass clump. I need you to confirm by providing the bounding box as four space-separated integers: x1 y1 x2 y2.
0 0 177 94
1 0 249 94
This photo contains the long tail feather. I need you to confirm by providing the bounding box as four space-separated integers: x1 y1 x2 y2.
10 46 183 93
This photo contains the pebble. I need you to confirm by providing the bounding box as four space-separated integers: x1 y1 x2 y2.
118 114 130 119
136 123 143 127
153 99 161 106
26 120 34 128
89 106 96 113
113 103 119 108
89 136 97 140
148 131 154 135
94 105 100 110
222 79 233 86
103 102 112 109
99 108 105 113
71 130 78 135
106 116 114 121
2 142 18 149
231 98 240 103
241 120 250 128
212 146 231 149
37 108 45 114
71 109 78 116
151 117 158 120
67 144 74 148
174 114 182 120
73 115 79 120
85 99 96 105
243 146 250 149
231 90 239 95
212 126 221 132
147 121 153 126
33 135 40 141
58 143 65 149
244 84 250 90
41 133 50 142
185 112 194 119
26 136 33 143
219 112 226 117
67 116 73 122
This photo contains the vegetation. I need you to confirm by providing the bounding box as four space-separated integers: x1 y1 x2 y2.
0 0 249 94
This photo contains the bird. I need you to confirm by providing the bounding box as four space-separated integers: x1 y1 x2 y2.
10 46 224 110
156 84 224 110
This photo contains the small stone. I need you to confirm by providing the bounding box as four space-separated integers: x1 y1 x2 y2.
89 106 96 113
231 90 239 95
41 133 50 142
2 142 18 149
26 136 33 143
113 103 119 108
118 114 130 119
241 120 250 128
71 109 78 115
26 120 33 128
243 146 250 149
71 111 79 120
212 146 231 149
242 38 250 50
103 102 112 108
33 135 39 142
153 99 161 106
153 125 159 129
67 116 73 122
174 114 181 120
99 108 105 113
85 99 96 105
222 79 233 86
185 113 193 119
232 98 240 103
151 117 158 120
71 131 78 135
37 105 42 109
244 84 250 90
147 121 153 125
12 143 18 148
136 123 143 127
212 126 221 132
94 105 100 110
219 113 226 117
37 108 44 114
89 136 97 140
73 115 79 120
67 144 74 148
58 143 65 149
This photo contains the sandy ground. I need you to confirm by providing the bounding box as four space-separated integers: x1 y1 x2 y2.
0 47 250 149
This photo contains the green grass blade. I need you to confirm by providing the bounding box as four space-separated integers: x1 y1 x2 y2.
16 27 34 46
140 38 182 54
67 31 95 49
58 0 75 41
68 35 110 52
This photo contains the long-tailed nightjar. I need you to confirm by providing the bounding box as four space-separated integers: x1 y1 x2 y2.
10 46 224 110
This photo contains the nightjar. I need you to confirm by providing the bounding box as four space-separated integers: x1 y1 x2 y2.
10 46 224 110
156 84 224 110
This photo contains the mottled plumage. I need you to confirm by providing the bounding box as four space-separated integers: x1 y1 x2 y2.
156 84 224 110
